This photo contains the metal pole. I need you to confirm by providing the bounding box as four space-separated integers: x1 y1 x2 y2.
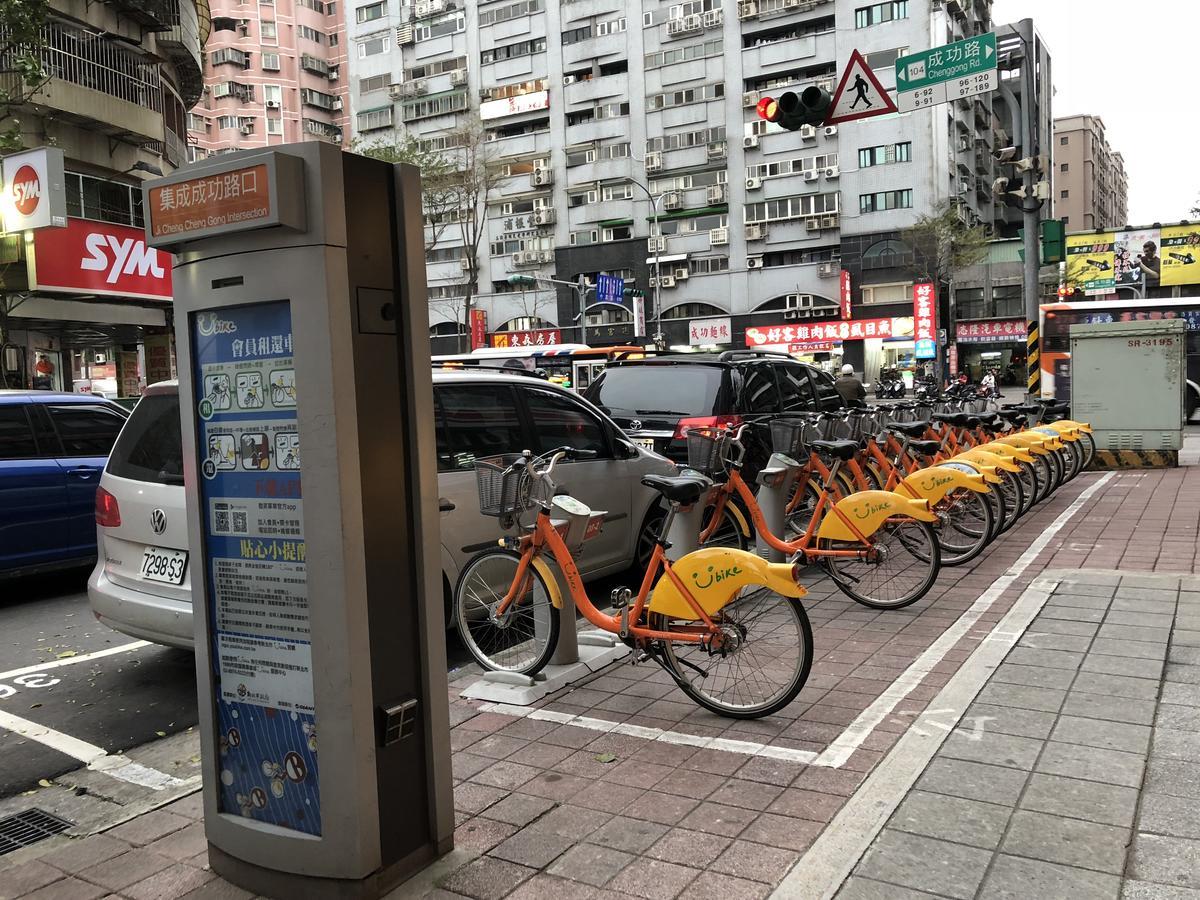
653 194 663 349
1018 19 1041 402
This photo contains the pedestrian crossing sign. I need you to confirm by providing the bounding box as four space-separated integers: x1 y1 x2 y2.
825 49 898 125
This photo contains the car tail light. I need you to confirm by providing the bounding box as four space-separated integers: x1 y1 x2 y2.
673 414 743 440
95 486 121 527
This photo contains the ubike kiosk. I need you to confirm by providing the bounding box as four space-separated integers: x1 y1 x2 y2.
143 143 453 897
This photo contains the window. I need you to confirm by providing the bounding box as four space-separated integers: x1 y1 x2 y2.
105 394 182 484
357 106 393 130
405 56 467 81
862 239 912 270
646 126 725 153
266 118 283 135
261 51 280 70
481 37 547 65
436 384 525 469
186 112 207 131
778 366 817 413
854 0 907 28
1060 135 1069 145
402 91 468 121
1060 189 1069 199
261 20 277 39
561 25 591 45
356 0 385 22
263 84 282 105
297 0 325 10
416 11 464 41
481 78 546 102
298 24 324 43
0 406 37 459
862 282 910 305
688 257 730 275
48 405 125 457
741 364 780 415
211 47 250 67
64 172 144 226
864 47 906 69
810 369 840 410
746 153 838 181
329 33 339 46
358 34 389 57
212 81 253 100
359 74 388 94
858 142 911 167
1062 215 1069 225
525 388 609 456
744 192 839 223
646 82 724 111
645 38 722 69
1060 162 1069 172
479 0 542 26
217 115 240 129
858 189 912 212
596 17 626 35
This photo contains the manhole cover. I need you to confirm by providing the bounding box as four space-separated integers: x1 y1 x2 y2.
0 808 73 857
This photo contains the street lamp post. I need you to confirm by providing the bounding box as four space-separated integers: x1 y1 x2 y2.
629 180 668 349
506 274 590 340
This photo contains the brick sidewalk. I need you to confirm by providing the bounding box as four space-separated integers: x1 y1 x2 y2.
1 464 1197 900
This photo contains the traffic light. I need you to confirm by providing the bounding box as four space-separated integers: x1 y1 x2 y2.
1018 219 1066 264
756 86 833 130
622 287 646 299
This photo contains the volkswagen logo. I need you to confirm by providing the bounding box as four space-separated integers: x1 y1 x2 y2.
150 508 167 535
629 419 642 431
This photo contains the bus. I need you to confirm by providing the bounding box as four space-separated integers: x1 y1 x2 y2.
1040 297 1200 416
431 344 652 392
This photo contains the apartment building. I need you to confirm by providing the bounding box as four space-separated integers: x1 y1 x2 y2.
1053 114 1129 231
347 0 1003 367
187 0 349 158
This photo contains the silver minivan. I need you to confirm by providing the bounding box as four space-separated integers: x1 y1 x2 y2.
90 372 674 648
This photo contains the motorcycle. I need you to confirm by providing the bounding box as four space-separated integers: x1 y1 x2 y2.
874 369 906 399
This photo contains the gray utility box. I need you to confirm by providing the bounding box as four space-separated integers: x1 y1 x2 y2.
1069 318 1185 452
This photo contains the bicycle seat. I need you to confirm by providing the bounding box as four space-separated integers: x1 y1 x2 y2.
889 421 931 437
932 412 970 426
964 416 981 428
999 409 1027 423
1014 404 1042 413
641 473 711 505
910 440 942 456
810 439 861 461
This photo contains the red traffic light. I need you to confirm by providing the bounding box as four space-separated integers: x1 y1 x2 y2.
756 96 779 122
1056 286 1071 297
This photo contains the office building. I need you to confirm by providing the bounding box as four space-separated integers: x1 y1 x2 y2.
187 0 349 159
1053 114 1129 231
1 0 206 394
348 0 1008 371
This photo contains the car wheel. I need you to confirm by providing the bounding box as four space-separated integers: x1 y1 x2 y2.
1189 386 1198 422
635 504 666 571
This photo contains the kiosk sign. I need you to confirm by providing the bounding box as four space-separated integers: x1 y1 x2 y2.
192 299 320 835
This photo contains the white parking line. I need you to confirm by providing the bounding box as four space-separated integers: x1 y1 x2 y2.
0 640 150 682
0 708 189 791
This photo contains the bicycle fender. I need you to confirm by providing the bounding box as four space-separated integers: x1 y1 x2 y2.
817 490 937 543
1048 420 1092 434
647 548 805 620
956 448 1021 473
1033 425 1078 442
974 442 1036 465
531 557 564 610
997 433 1054 454
940 458 1003 484
727 502 752 539
900 465 990 504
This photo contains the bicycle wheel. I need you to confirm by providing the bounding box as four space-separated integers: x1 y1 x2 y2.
455 549 560 676
1015 460 1037 514
1079 431 1096 470
995 469 1024 533
654 586 813 719
700 502 748 550
1044 449 1065 497
1062 441 1084 481
819 518 941 610
784 478 823 539
1030 454 1053 505
935 487 994 567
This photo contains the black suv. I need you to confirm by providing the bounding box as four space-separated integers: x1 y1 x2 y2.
584 351 843 479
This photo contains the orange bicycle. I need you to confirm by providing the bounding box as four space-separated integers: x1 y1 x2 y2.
454 447 814 719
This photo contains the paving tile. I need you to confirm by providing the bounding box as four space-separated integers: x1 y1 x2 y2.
1171 647 1200 666
915 758 1030 806
1153 728 1200 764
975 682 1067 713
439 856 536 900
1120 880 1200 899
123 863 214 900
1000 809 1130 874
177 879 253 900
479 793 556 828
491 827 575 869
0 860 66 900
1168 664 1200 685
1019 773 1140 827
629 791 700 827
836 876 945 899
1081 653 1166 680
607 858 701 899
738 813 824 852
765 789 844 824
647 828 732 866
1089 638 1169 661
991 663 1077 690
1061 691 1158 726
454 782 509 815
938 729 1043 770
107 811 192 848
711 839 798 884
1104 611 1176 628
1041 605 1107 624
685 871 771 900
976 854 1120 900
1033 619 1100 638
1129 834 1200 889
891 790 1011 850
1158 704 1200 733
1140 792 1200 840
453 817 518 853
1004 647 1085 669
1162 683 1200 708
855 829 991 899
77 850 172 892
144 823 209 862
679 801 759 836
1071 671 1160 700
1052 715 1152 754
1097 624 1172 644
572 782 645 815
585 817 669 855
1145 758 1200 801
546 844 634 888
504 874 600 900
524 804 610 841
19 877 108 900
706 778 786 812
1036 740 1147 788
45 835 134 875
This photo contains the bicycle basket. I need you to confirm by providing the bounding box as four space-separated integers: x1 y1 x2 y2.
820 415 853 441
474 454 529 517
770 417 816 457
686 428 730 476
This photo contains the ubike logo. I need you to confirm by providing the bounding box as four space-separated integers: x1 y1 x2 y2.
196 312 238 336
11 165 40 216
853 498 894 520
80 232 166 284
919 472 955 492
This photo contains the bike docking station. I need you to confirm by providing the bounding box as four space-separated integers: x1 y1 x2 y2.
142 143 454 898
754 454 803 563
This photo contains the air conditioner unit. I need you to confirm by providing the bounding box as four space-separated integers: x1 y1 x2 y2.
532 208 556 225
783 309 802 321
821 215 839 228
663 193 681 210
449 68 468 86
648 276 658 288
660 274 677 288
702 9 722 27
745 176 762 190
799 124 817 140
328 69 339 81
666 18 685 36
645 151 662 172
265 100 281 108
823 125 838 137
459 257 472 270
238 22 249 34
746 224 765 240
415 0 445 15
674 267 689 280
707 141 727 159
511 252 525 266
743 134 759 149
388 83 404 100
332 98 343 111
742 91 760 108
803 170 819 182
709 227 728 246
396 23 415 44
648 236 666 253
706 184 726 204
823 165 839 178
239 125 254 135
747 255 763 269
806 218 823 232
818 261 837 277
738 1 759 20
684 14 702 30
538 251 554 263
522 251 540 264
532 167 553 186
957 136 970 151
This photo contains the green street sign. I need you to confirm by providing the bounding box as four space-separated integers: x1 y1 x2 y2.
896 33 997 92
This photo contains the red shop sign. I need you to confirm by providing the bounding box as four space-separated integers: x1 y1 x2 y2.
492 328 562 348
746 317 902 346
470 309 488 350
912 282 936 343
956 319 1027 343
840 269 852 320
30 217 173 301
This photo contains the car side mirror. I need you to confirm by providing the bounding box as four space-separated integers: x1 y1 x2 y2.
616 438 640 459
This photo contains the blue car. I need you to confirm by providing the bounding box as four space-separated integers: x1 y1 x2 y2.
0 391 129 578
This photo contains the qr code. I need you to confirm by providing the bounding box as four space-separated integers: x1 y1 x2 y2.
233 511 249 533
214 510 231 533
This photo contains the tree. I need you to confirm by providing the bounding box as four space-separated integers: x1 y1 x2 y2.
904 201 990 286
1191 196 1200 219
0 0 51 152
356 115 506 351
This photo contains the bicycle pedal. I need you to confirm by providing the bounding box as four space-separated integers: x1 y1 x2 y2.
610 587 632 608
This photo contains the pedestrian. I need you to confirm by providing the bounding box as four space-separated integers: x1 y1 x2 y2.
980 368 997 397
835 363 866 407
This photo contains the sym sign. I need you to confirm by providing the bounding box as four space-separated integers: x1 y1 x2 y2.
31 218 173 301
1 147 68 232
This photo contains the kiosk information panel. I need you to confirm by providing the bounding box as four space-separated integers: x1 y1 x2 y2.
193 300 321 835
